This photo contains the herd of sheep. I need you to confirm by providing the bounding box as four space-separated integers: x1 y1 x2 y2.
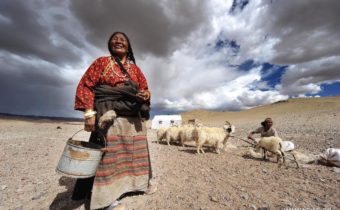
98 111 291 165
156 121 236 154
156 121 290 165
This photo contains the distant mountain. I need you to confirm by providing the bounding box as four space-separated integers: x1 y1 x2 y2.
0 112 82 122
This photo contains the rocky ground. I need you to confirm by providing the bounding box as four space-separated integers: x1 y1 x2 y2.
0 97 339 210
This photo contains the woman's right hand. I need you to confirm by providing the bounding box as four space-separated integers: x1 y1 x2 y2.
84 116 96 132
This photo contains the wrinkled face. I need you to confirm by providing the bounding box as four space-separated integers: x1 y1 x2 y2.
110 33 129 57
265 120 273 128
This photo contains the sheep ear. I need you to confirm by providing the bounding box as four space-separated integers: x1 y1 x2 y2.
225 121 231 126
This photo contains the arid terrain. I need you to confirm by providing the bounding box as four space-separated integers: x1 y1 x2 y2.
0 96 340 210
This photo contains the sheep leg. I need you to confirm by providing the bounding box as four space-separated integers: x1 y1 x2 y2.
223 141 228 151
262 149 267 160
180 139 186 148
216 142 223 154
291 152 300 168
276 153 281 163
281 151 285 163
196 143 201 154
199 145 205 154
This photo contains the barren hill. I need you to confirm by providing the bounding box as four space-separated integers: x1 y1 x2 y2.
181 96 340 125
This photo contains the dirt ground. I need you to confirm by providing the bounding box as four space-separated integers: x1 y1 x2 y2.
0 97 340 210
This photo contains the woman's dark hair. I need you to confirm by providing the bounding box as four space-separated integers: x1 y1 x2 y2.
107 31 136 64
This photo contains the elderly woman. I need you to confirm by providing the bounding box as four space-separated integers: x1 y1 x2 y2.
248 117 278 142
72 32 154 210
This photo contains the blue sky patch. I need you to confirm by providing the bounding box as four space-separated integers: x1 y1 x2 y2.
229 0 249 14
215 39 240 54
318 82 340 97
260 63 288 88
238 59 255 71
235 60 287 90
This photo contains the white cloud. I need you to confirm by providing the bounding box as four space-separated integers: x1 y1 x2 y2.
153 0 340 110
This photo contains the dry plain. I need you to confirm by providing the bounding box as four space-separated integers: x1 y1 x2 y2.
0 96 339 210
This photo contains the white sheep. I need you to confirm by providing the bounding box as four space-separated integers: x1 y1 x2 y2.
254 136 285 163
156 127 168 144
178 123 203 147
194 121 235 154
165 126 182 145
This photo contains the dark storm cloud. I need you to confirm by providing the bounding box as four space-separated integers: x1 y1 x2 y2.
69 0 210 57
0 54 77 117
279 57 340 96
0 0 81 65
265 0 340 64
0 55 72 87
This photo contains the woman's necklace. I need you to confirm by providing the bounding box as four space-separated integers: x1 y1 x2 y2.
109 57 131 79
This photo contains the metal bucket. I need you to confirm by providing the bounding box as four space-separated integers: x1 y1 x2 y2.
56 130 105 178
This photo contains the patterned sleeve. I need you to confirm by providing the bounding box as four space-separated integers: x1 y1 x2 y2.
133 65 149 91
134 65 151 105
74 57 105 111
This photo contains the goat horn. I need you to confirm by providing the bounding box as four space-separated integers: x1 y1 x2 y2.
225 121 231 126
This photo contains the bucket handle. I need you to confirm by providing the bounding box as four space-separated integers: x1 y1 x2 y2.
68 129 108 148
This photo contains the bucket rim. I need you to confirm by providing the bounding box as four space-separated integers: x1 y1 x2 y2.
67 139 103 151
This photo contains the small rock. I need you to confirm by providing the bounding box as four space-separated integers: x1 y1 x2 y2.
258 207 269 210
262 169 267 173
210 196 218 202
1 185 7 190
280 199 293 207
176 195 184 201
332 167 340 173
32 192 46 200
313 197 326 205
16 188 23 193
13 206 23 210
319 178 326 182
250 204 257 209
56 126 62 129
241 194 249 200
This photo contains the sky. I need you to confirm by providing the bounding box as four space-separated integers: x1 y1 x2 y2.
0 0 340 118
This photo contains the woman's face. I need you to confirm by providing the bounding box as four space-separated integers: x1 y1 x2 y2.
265 120 273 128
110 33 129 57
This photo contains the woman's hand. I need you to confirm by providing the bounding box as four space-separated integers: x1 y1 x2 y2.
136 90 150 101
84 116 96 132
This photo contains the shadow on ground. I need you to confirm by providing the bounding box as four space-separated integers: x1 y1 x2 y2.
49 177 90 210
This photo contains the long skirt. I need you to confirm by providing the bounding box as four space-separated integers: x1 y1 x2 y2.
89 116 151 209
